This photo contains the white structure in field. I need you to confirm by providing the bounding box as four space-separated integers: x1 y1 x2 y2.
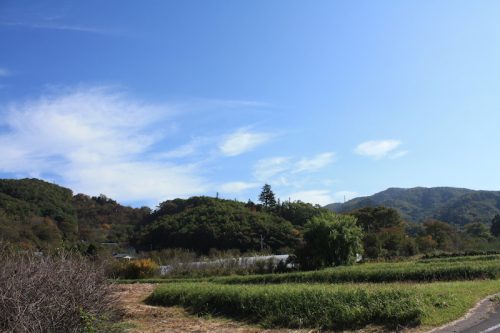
159 254 290 276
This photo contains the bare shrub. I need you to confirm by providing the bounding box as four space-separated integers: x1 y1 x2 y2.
0 248 120 333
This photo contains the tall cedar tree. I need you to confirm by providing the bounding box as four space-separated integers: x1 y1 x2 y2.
259 184 277 209
491 214 500 237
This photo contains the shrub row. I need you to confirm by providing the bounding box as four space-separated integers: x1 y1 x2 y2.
417 254 500 264
421 250 500 259
212 260 500 284
146 282 423 330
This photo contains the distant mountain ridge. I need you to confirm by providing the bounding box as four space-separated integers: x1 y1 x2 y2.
325 187 500 225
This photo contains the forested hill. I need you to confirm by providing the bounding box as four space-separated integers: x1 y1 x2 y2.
326 187 500 225
0 178 150 250
0 178 315 253
133 196 301 254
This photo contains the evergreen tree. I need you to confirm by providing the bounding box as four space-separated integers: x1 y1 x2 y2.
258 184 277 209
491 214 500 237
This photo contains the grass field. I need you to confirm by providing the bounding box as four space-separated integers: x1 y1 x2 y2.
134 255 500 331
213 260 500 284
118 254 500 285
146 280 500 330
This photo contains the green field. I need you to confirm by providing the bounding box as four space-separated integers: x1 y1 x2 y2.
147 280 500 330
141 255 500 330
213 258 500 284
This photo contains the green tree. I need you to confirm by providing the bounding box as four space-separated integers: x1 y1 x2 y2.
464 222 491 239
349 207 405 258
491 215 500 237
296 212 363 270
423 219 457 251
416 235 437 253
258 184 277 209
278 200 327 226
350 206 402 233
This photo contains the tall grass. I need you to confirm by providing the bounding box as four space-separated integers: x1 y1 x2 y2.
147 282 423 330
418 254 500 264
147 280 500 329
212 259 500 284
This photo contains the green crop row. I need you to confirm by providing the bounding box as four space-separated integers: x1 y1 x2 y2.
421 250 500 259
147 282 423 330
211 260 500 284
417 254 500 264
146 280 500 330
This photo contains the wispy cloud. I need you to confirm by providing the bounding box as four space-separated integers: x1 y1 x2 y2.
286 190 334 206
389 150 409 159
284 189 358 206
1 21 125 36
253 152 336 182
219 181 260 194
294 152 335 173
253 157 291 181
0 68 9 77
219 128 274 157
159 137 214 159
355 140 406 159
0 86 210 205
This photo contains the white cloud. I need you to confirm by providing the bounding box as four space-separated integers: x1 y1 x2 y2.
219 181 260 194
355 140 405 159
253 152 335 183
219 128 273 156
287 190 334 206
389 150 409 159
159 137 213 159
253 157 291 181
286 189 358 206
0 87 210 206
160 143 197 159
0 68 9 77
294 152 335 173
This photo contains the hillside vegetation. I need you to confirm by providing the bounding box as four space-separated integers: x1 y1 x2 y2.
0 178 149 251
326 186 500 225
133 196 299 253
1 179 499 259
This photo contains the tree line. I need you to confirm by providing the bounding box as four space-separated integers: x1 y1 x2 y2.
0 179 499 269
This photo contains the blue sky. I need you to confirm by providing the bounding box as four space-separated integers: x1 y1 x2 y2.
1 1 500 207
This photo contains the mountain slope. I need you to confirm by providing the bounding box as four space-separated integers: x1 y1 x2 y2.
325 187 500 225
0 178 148 250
